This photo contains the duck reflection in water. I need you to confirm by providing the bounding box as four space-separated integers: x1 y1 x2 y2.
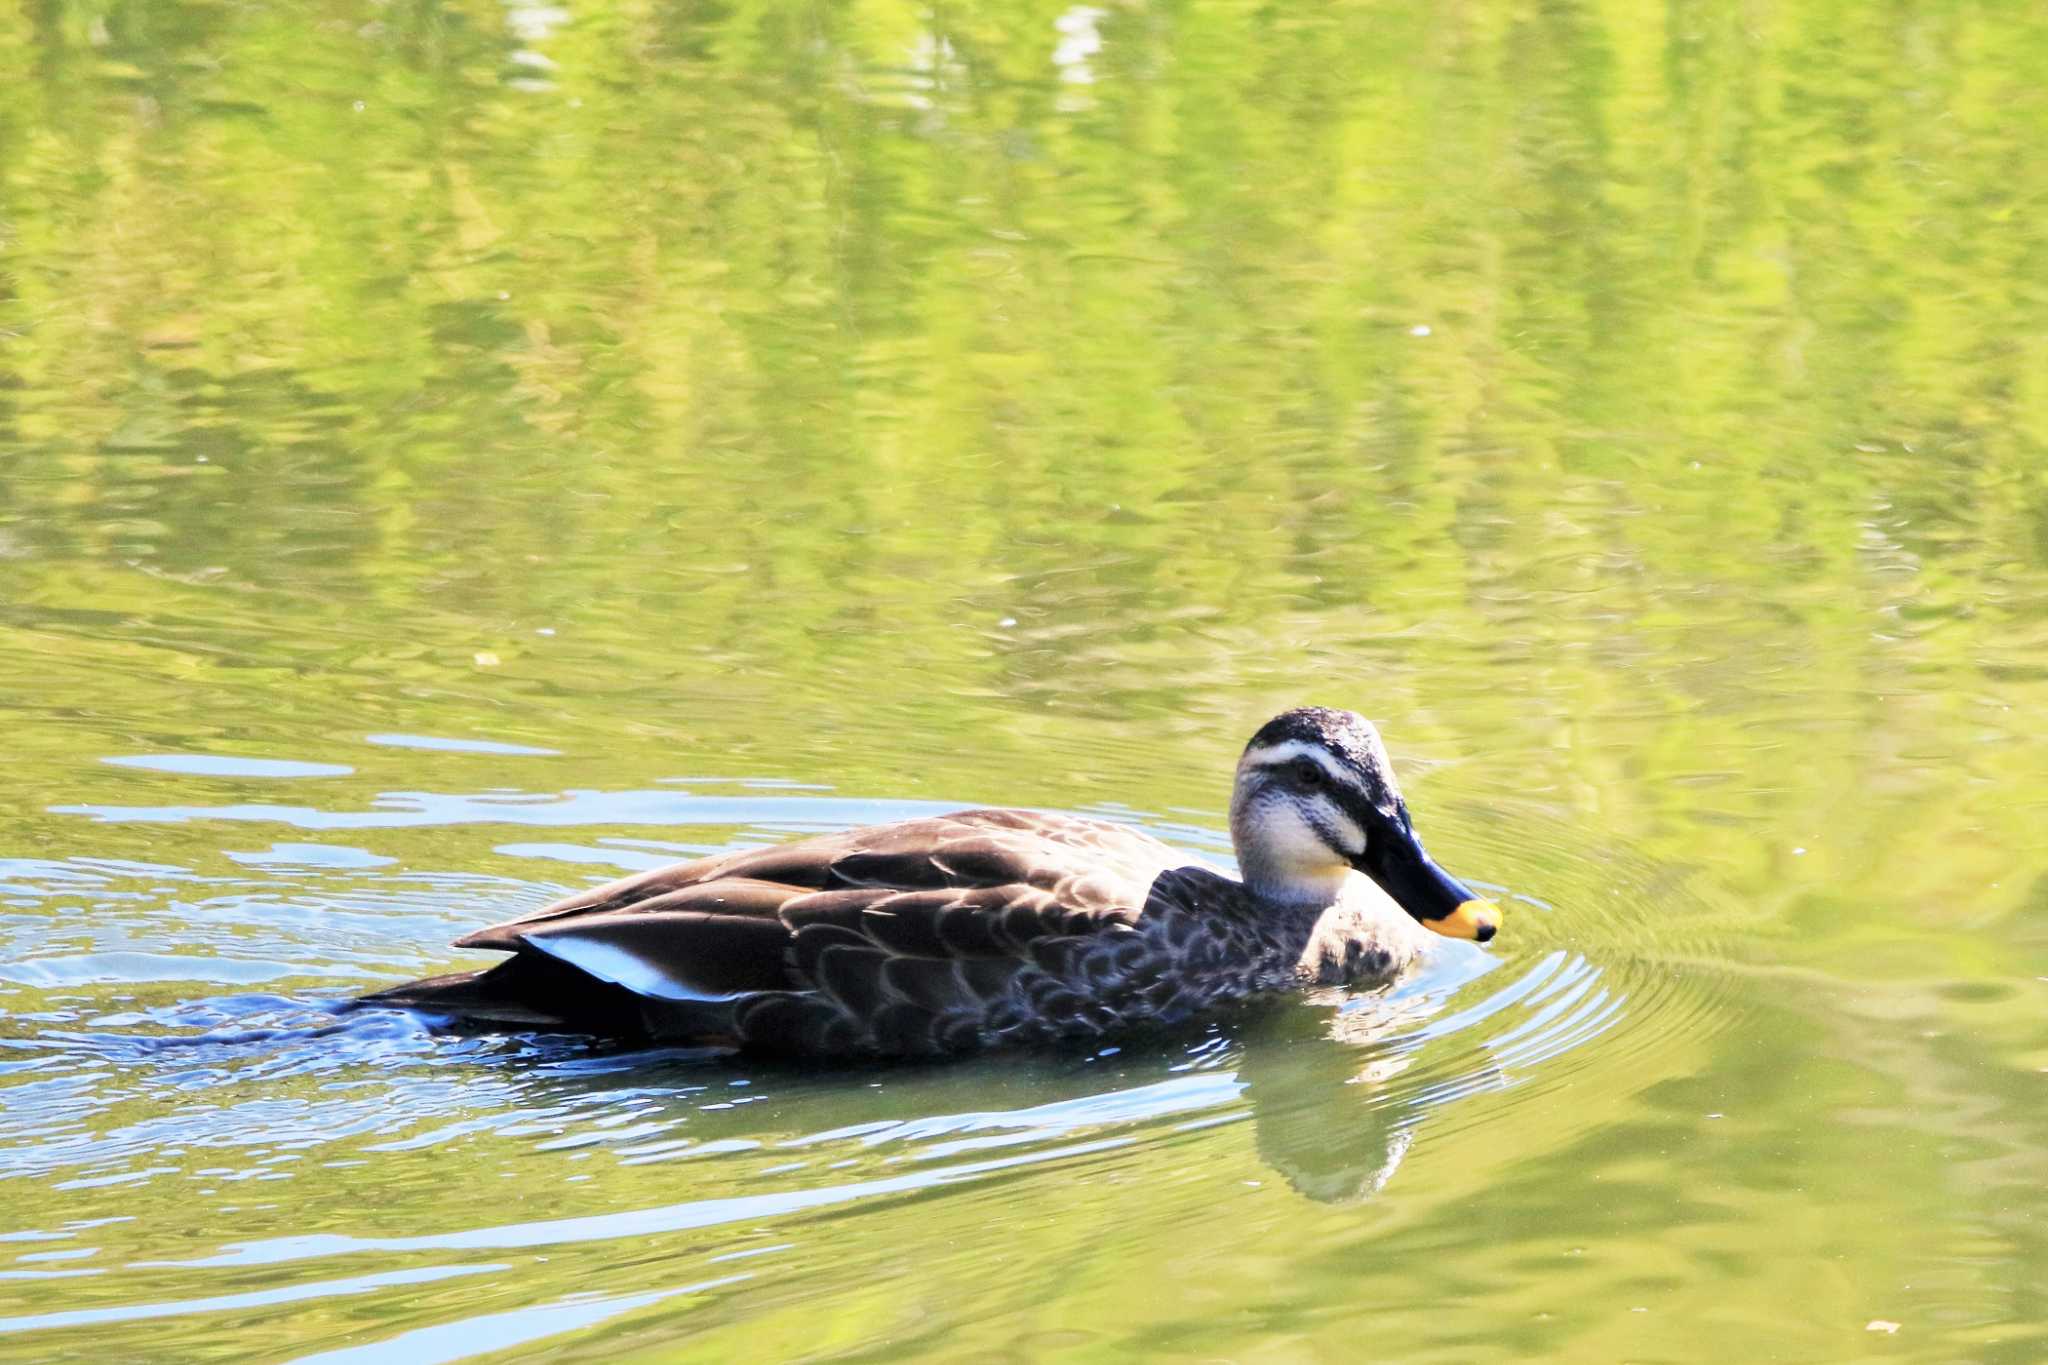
458 983 1505 1210
1229 990 1495 1203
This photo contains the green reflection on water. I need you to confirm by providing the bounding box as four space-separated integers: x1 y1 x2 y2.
3 0 2048 1358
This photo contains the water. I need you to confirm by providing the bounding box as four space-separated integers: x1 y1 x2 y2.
4 0 2048 1358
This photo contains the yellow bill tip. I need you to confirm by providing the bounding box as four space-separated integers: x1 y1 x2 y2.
1426 898 1501 943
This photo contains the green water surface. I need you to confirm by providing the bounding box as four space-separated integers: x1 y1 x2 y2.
3 0 2048 1360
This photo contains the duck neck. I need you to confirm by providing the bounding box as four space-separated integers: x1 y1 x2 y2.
1241 860 1356 911
1230 808 1356 910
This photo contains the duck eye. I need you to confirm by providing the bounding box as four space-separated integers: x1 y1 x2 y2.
1293 759 1323 787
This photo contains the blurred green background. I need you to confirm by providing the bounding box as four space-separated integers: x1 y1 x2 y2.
2 0 2047 1359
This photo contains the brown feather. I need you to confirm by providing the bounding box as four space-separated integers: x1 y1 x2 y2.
360 808 1288 1055
880 955 975 1015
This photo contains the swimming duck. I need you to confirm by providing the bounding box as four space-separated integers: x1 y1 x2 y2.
360 707 1500 1057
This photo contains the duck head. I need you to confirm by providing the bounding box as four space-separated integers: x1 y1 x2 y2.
1228 707 1501 941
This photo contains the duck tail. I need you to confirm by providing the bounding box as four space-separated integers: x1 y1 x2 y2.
353 955 736 1041
352 960 580 1031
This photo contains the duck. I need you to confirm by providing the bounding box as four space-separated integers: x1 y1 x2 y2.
358 707 1501 1057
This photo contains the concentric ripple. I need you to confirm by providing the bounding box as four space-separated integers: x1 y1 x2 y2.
0 783 1730 1355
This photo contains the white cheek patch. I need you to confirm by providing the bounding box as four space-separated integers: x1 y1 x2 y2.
524 932 745 1003
1315 797 1367 858
1250 799 1352 871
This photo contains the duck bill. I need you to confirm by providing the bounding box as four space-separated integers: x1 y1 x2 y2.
1356 826 1501 943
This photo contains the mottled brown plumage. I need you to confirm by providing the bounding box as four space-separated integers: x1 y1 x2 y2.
359 709 1501 1057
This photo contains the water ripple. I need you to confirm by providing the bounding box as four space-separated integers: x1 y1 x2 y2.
0 790 1734 1351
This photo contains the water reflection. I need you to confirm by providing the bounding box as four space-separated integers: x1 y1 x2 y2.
7 0 2048 1354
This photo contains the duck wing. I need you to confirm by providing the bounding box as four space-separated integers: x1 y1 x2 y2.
361 809 1196 1054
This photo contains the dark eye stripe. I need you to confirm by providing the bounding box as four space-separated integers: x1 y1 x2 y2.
1248 747 1366 796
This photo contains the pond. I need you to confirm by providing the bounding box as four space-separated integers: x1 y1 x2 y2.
3 0 2047 1359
